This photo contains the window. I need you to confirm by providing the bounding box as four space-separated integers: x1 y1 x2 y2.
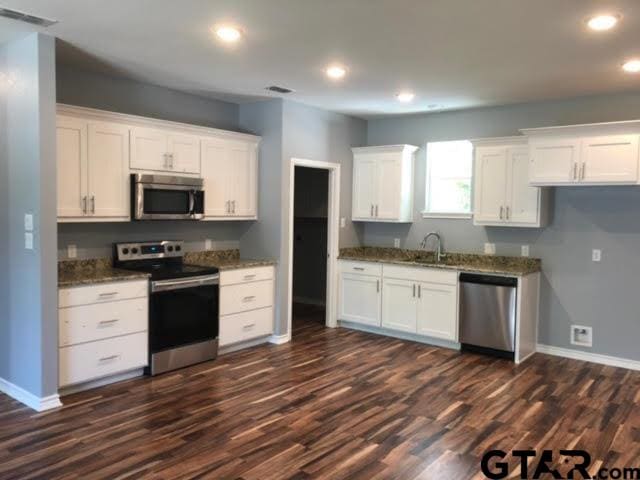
424 140 473 217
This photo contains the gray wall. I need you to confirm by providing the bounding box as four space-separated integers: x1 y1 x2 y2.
1 33 58 398
55 65 249 259
0 40 7 391
365 91 640 361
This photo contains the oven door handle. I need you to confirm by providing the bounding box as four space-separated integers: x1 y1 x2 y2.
151 274 220 292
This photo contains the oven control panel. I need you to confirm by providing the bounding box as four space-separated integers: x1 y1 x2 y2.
115 241 184 261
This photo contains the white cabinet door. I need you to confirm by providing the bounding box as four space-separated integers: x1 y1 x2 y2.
229 140 258 218
339 273 381 326
529 138 580 185
381 278 417 333
167 134 200 174
506 147 539 225
352 156 377 220
581 134 639 184
375 154 402 220
201 138 232 217
87 122 130 219
473 147 508 224
416 282 458 341
130 127 168 171
57 116 88 218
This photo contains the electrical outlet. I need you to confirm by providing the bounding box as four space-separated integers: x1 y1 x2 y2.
205 239 213 250
394 238 401 248
67 244 77 258
24 232 33 250
340 217 346 228
24 213 33 232
571 325 593 347
592 249 602 262
484 243 496 255
521 245 530 257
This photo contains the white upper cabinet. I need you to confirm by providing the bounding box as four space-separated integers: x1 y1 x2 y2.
57 115 129 222
130 128 200 174
472 137 548 228
352 145 417 223
201 137 259 220
523 122 640 186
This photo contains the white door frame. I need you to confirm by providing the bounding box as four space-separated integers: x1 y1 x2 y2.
286 158 341 338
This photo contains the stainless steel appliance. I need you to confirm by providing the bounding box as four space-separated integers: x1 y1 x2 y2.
131 174 205 220
459 273 517 359
114 240 219 375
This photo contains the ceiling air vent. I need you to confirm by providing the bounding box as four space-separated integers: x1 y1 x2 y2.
265 85 294 94
0 7 57 27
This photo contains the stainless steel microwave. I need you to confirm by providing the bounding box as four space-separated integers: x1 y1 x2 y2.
131 174 205 220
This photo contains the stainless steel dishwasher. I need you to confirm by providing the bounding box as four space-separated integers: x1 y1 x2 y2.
459 273 517 359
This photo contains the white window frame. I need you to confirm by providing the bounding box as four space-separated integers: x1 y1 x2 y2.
422 140 473 219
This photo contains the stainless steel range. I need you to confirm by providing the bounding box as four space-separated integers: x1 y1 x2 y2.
114 241 219 375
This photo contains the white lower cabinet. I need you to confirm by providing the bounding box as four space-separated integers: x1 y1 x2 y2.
338 260 458 342
58 280 149 389
219 266 275 347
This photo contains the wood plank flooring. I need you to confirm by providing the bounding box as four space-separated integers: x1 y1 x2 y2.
1 316 640 479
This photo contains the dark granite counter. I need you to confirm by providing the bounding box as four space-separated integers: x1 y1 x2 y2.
184 249 277 271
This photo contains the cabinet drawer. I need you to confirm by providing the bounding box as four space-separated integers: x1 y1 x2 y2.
59 298 148 347
383 265 457 285
219 307 273 346
59 280 148 308
339 261 382 277
59 332 148 387
220 279 274 316
220 266 275 286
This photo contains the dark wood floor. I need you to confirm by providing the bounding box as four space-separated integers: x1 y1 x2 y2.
2 319 640 479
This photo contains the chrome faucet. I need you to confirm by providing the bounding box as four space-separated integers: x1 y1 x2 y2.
420 232 446 263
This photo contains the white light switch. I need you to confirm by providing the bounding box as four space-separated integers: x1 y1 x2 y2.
25 232 33 250
521 245 530 257
484 243 496 255
24 213 33 232
592 249 602 262
394 238 400 248
340 217 346 228
67 244 77 259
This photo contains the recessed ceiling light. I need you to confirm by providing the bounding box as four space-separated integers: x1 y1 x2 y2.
396 92 415 103
587 14 619 31
214 25 242 43
326 65 347 80
622 59 640 73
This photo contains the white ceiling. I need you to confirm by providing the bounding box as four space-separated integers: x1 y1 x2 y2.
1 0 640 118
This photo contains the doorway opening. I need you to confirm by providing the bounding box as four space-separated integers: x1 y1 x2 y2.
292 166 329 333
286 159 340 340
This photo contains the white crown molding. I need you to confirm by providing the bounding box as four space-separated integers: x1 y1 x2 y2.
352 144 419 154
57 103 261 144
536 344 640 371
469 135 528 146
0 377 62 412
521 119 640 137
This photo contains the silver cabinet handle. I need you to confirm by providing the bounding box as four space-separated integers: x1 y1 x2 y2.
243 295 256 302
580 163 586 181
413 284 416 297
98 319 119 325
499 206 504 220
98 355 120 362
91 195 95 214
82 196 87 214
376 280 380 293
418 285 421 298
243 274 256 280
506 206 510 220
242 323 256 330
573 163 578 180
163 153 169 169
226 200 230 214
375 205 379 217
232 200 236 214
353 267 365 271
98 292 118 297
370 204 374 217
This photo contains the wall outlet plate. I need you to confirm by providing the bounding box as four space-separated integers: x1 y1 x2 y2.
521 245 530 257
205 239 213 250
67 244 77 258
394 238 400 248
484 243 496 255
24 213 33 232
24 232 33 250
592 249 601 262
340 217 346 228
570 325 593 347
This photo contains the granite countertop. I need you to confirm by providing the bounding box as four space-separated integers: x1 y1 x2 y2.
338 247 541 276
58 258 150 288
184 250 277 271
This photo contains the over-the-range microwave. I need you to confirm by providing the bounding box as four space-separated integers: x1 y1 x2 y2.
131 174 205 220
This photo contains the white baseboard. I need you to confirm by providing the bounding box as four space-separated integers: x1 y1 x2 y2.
339 321 461 351
536 344 640 371
0 377 62 412
269 334 291 345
